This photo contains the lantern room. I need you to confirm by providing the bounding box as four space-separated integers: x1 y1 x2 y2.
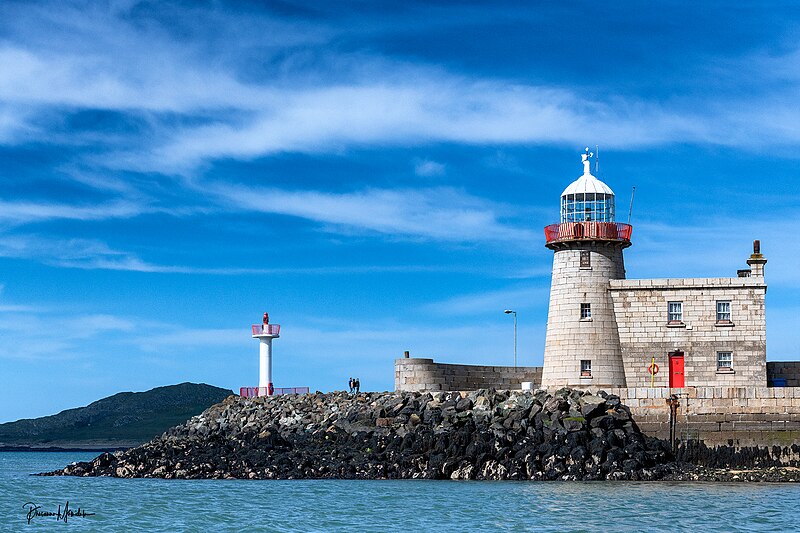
560 149 615 223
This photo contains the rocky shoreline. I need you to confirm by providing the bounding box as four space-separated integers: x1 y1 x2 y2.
43 389 800 482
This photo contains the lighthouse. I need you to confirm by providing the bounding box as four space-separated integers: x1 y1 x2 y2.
251 314 281 396
540 149 632 388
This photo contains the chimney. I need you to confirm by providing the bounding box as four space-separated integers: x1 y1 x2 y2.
746 240 767 278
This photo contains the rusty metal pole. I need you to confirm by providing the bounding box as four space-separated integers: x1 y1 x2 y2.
666 394 680 454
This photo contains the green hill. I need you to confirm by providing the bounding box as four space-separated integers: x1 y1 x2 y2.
0 382 233 449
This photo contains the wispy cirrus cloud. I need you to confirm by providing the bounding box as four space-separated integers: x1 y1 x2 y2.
142 81 715 172
0 234 165 271
209 183 535 242
3 2 800 176
422 285 549 316
0 309 135 360
626 216 800 288
0 199 152 225
0 233 482 274
0 34 707 171
414 159 446 177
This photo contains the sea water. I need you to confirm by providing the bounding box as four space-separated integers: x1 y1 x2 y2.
1 451 799 532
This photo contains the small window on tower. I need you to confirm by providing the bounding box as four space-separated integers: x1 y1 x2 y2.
580 250 591 268
580 303 591 319
581 360 592 377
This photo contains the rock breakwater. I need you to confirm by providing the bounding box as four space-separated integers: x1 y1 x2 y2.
47 388 677 480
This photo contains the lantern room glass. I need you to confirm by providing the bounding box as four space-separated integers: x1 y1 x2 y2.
560 193 615 223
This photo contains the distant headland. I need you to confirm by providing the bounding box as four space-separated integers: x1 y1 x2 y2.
0 383 232 451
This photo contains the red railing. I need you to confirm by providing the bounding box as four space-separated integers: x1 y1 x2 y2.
240 387 310 398
252 324 281 336
544 222 632 244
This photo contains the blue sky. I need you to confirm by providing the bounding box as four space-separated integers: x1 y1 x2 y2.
1 1 799 422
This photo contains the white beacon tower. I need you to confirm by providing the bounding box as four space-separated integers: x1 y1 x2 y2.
540 149 632 388
251 319 281 396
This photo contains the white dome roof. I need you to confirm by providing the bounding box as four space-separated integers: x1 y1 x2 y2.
561 172 614 197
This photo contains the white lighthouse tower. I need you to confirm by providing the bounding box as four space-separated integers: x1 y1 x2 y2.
540 149 632 388
251 313 281 396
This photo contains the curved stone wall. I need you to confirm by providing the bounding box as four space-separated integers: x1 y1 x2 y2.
542 241 627 388
395 358 542 392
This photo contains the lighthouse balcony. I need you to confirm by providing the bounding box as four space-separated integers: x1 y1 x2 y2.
252 324 281 336
544 222 632 247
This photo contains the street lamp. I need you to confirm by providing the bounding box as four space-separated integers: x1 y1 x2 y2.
504 309 517 368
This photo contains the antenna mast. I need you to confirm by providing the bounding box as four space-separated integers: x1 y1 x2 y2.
627 186 636 226
595 145 599 175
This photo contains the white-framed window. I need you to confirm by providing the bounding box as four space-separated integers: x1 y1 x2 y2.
580 303 591 319
668 301 683 322
717 351 733 370
580 359 592 377
716 301 731 323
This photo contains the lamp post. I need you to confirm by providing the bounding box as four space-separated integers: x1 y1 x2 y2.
504 309 517 368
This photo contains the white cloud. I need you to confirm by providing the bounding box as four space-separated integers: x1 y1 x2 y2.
133 328 245 352
0 199 151 225
147 82 709 172
414 159 445 177
0 309 133 360
0 233 478 274
0 304 39 312
0 235 162 271
209 184 535 242
628 216 800 288
5 5 800 173
422 285 550 316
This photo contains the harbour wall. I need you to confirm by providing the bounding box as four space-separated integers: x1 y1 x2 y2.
395 358 541 393
602 386 800 448
396 357 800 449
766 361 800 387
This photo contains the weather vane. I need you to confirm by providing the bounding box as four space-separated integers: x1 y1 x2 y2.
581 147 594 174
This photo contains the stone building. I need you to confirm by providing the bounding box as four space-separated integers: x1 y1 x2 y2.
541 150 768 389
396 150 770 392
393 153 800 449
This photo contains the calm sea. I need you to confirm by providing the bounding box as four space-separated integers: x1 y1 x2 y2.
1 451 798 531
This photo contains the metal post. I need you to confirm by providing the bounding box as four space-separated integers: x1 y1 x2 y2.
651 356 655 387
505 309 517 369
667 394 680 454
513 312 517 369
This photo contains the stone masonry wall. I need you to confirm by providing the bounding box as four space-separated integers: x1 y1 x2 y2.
394 358 800 449
542 242 627 388
609 277 767 388
767 362 800 387
603 386 800 448
395 358 541 392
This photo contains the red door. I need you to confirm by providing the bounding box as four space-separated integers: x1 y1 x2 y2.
669 352 685 388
